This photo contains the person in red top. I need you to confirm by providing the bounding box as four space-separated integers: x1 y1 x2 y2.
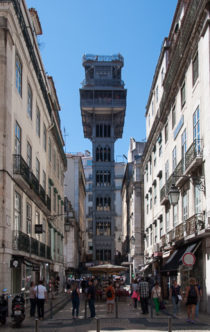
106 281 115 313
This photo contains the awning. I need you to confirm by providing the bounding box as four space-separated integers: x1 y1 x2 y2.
161 242 199 272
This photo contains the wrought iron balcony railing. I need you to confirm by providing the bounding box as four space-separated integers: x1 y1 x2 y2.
31 237 39 256
81 98 126 107
13 154 31 185
39 184 46 205
175 223 184 241
13 230 30 252
82 78 124 87
30 172 39 196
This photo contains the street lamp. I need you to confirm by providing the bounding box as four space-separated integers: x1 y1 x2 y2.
168 175 205 206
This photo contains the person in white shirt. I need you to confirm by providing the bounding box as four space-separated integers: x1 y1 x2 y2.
34 280 47 319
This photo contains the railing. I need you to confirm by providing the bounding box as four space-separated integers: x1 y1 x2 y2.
46 195 51 211
81 98 126 107
13 230 30 252
30 172 39 196
39 184 46 204
175 223 184 241
185 139 203 170
186 213 205 236
40 242 46 258
13 154 31 185
13 155 51 211
13 231 53 260
82 78 124 87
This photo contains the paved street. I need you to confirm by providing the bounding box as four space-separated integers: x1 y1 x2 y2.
2 295 210 332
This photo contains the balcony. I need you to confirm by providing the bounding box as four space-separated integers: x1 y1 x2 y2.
13 154 31 188
82 78 124 88
160 173 174 205
185 139 203 174
81 98 126 109
13 155 51 214
13 231 52 260
175 223 184 241
186 213 205 237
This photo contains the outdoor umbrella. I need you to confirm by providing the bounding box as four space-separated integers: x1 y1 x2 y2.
88 263 127 274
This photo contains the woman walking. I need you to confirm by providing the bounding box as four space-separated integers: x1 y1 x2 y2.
169 280 182 317
151 281 162 315
184 277 199 324
106 281 115 313
131 279 139 309
29 281 36 317
71 283 80 319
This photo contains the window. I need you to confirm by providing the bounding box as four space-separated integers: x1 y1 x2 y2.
195 184 202 214
150 228 153 246
96 221 111 236
146 197 149 214
181 129 187 172
172 146 177 171
150 192 152 209
160 218 163 238
96 124 111 137
96 249 111 262
154 223 158 243
14 191 21 231
193 106 200 153
15 54 22 96
165 160 169 182
35 211 40 238
154 184 157 205
161 68 165 84
166 208 170 232
48 138 52 162
96 196 111 211
172 104 176 129
36 157 40 181
173 204 178 227
192 52 198 86
27 84 32 119
43 170 46 191
181 81 186 108
96 145 111 162
165 123 168 143
53 150 56 171
26 203 32 234
182 190 188 221
53 191 56 212
36 108 40 137
15 122 21 155
43 124 47 151
156 85 158 103
96 170 111 186
88 194 93 202
42 219 46 243
27 141 32 168
152 101 154 115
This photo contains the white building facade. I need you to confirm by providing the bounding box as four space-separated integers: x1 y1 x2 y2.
143 0 210 312
0 1 66 293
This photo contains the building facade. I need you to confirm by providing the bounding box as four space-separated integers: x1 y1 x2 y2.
0 0 66 293
80 54 127 263
64 153 86 272
121 138 145 277
143 0 210 312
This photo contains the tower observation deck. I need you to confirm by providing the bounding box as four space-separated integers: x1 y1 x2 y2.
80 54 127 263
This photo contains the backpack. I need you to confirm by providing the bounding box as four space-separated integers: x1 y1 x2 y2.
106 289 112 298
189 285 197 298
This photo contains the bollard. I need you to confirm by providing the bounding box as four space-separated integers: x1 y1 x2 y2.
35 318 39 332
50 297 53 319
150 298 153 319
168 317 172 332
115 296 118 318
96 318 100 332
84 299 87 319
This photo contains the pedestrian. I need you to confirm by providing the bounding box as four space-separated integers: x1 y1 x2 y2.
106 281 115 313
184 277 199 324
29 281 36 317
34 280 47 320
195 280 202 318
71 283 80 319
151 281 162 315
131 279 139 309
169 279 182 317
138 277 149 314
87 279 96 318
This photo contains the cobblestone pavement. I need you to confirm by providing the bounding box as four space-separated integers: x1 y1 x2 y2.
2 295 210 332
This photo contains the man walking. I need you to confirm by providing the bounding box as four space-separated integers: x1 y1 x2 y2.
34 280 47 320
87 279 96 318
139 277 149 314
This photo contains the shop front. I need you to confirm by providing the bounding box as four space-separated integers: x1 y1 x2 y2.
161 241 203 299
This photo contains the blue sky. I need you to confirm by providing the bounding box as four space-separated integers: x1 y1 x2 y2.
26 0 177 159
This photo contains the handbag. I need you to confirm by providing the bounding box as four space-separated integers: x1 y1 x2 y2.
178 295 182 301
131 291 138 299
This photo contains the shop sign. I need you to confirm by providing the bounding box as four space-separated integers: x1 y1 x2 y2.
10 258 21 268
35 224 43 234
32 264 40 272
182 252 196 266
